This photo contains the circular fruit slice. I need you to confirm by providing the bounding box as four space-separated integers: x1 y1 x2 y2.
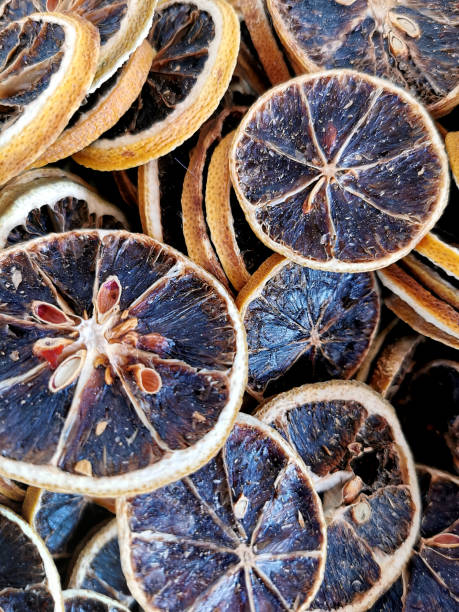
0 504 63 611
63 589 130 611
230 70 449 272
118 412 327 611
33 41 154 167
69 520 138 609
0 178 128 247
237 254 380 399
256 380 421 612
0 12 100 186
266 0 459 117
0 229 247 497
74 0 240 170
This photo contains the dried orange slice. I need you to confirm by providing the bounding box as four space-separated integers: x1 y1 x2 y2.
415 232 459 281
63 589 130 611
230 70 449 272
0 505 63 610
74 0 240 170
33 41 154 167
118 413 327 611
0 13 100 186
256 380 421 611
0 229 247 497
237 254 380 399
445 131 459 187
267 0 459 117
69 520 137 609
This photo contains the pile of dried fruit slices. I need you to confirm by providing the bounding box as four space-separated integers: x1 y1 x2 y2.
0 0 457 610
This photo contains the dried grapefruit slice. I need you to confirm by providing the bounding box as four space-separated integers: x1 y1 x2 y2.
237 254 380 399
63 589 130 611
118 413 326 611
267 0 459 117
256 380 421 611
0 504 63 610
0 229 247 497
0 12 99 185
230 70 449 272
74 0 240 170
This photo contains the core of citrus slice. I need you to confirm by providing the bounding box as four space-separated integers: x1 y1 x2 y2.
118 412 327 611
0 178 128 247
237 254 380 399
69 520 138 610
0 504 64 611
63 589 130 611
33 41 154 167
0 229 247 497
266 0 459 117
0 12 100 186
230 69 449 272
256 380 421 612
74 0 240 170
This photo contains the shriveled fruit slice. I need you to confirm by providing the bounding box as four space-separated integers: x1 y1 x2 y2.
446 131 459 187
118 413 327 611
0 13 100 185
230 70 449 272
415 232 459 281
33 41 154 167
69 520 138 610
0 229 247 497
237 254 380 399
74 0 240 170
1 168 94 195
256 380 421 612
267 0 459 117
0 504 63 611
0 178 128 247
63 589 130 611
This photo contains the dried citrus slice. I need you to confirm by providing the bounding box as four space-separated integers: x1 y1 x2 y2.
69 520 137 609
256 380 421 611
118 412 327 611
0 229 247 497
0 477 24 511
33 41 154 167
0 504 63 610
445 131 459 187
0 178 128 248
415 232 459 281
230 70 449 272
237 254 380 399
0 12 99 186
74 0 240 170
63 589 130 611
267 0 459 117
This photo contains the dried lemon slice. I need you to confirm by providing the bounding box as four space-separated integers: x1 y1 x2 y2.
237 254 380 399
118 413 326 611
74 0 240 170
0 13 100 186
230 70 449 272
256 380 421 612
0 504 63 611
267 0 459 117
0 229 247 497
63 589 130 611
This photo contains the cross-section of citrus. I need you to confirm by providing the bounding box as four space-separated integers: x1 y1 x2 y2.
0 229 247 497
230 70 449 272
237 254 380 399
256 380 421 611
118 413 326 611
0 13 100 186
74 0 240 170
0 504 64 611
266 0 459 117
63 589 130 611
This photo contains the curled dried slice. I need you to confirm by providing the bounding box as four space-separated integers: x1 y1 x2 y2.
0 229 247 497
118 413 326 611
256 380 421 611
237 254 380 399
74 0 240 170
0 13 100 185
230 70 449 272
445 131 459 188
63 589 130 611
267 0 459 117
415 232 459 281
69 520 138 610
0 504 63 611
